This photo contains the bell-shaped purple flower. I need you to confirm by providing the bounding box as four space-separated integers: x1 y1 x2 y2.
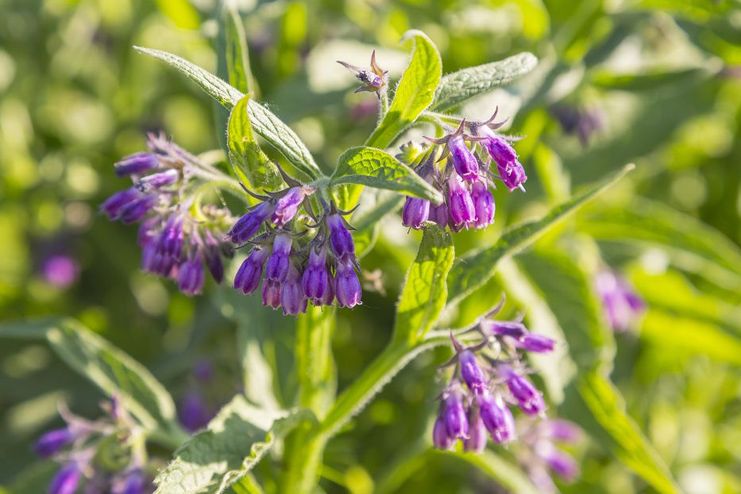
458 350 487 395
49 462 82 494
302 247 332 305
119 194 156 224
442 390 469 440
113 468 148 494
272 187 306 226
335 259 362 308
481 320 527 339
142 242 177 277
265 234 292 282
477 392 515 444
447 173 475 227
178 254 205 296
542 419 582 443
537 443 579 481
101 188 150 222
432 416 454 450
138 169 179 190
471 180 494 229
35 427 74 458
519 333 556 353
464 406 487 453
157 216 184 259
402 197 430 229
281 265 307 316
429 203 449 228
228 202 274 245
115 152 159 177
234 248 267 294
482 132 527 191
262 280 282 309
448 134 479 182
327 214 355 262
501 366 545 415
178 391 212 432
595 270 645 332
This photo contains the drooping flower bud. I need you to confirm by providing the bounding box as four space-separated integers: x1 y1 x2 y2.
501 366 545 415
429 202 449 228
49 462 82 494
112 468 148 494
281 264 307 316
432 416 454 450
327 214 355 262
458 350 487 395
203 233 225 283
272 187 306 226
119 195 157 224
463 406 487 453
302 247 332 305
114 152 159 177
536 443 579 481
477 392 515 444
178 254 205 296
228 202 274 245
262 280 282 309
447 173 476 227
402 197 430 229
519 333 556 353
442 390 469 440
595 270 645 332
471 180 494 229
178 391 212 432
542 419 582 443
234 248 268 294
481 320 527 339
335 259 362 308
264 234 292 282
157 216 184 259
34 427 74 458
448 134 479 182
138 169 179 190
101 188 150 222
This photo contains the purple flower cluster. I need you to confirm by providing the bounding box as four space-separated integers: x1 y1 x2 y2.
432 310 555 452
101 134 234 296
401 116 527 232
230 188 362 314
518 419 583 492
595 269 645 332
36 399 153 494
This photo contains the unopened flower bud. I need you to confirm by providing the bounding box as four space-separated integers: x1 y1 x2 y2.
501 366 545 415
542 419 582 443
112 468 147 494
34 427 74 458
402 197 430 229
138 169 179 189
432 416 454 450
327 214 355 262
477 392 515 444
115 153 159 177
443 390 469 440
447 174 476 227
459 350 487 395
264 234 292 282
178 255 205 296
228 202 274 244
520 333 556 353
471 180 494 229
537 443 579 481
281 264 307 316
448 134 479 182
302 247 332 305
234 248 268 294
463 406 487 453
49 462 82 494
335 259 362 308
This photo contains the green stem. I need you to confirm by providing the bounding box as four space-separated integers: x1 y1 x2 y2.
378 89 390 122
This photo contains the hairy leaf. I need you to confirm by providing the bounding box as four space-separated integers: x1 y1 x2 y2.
432 52 538 111
227 96 283 191
447 164 634 309
366 31 442 149
223 9 255 95
134 47 321 179
154 396 309 494
332 147 442 204
393 226 454 345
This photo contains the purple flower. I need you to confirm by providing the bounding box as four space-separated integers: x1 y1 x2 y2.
202 233 225 283
537 443 579 481
101 188 148 221
302 247 332 305
35 427 74 458
158 216 184 259
115 153 158 177
327 214 355 262
141 242 176 277
49 463 82 494
501 366 545 415
138 169 179 190
281 264 307 316
402 197 430 229
519 333 556 353
464 406 487 453
41 255 79 288
262 280 282 309
442 390 469 440
228 202 274 244
595 270 645 332
448 134 479 182
542 419 582 443
447 173 475 227
272 187 306 226
178 391 212 432
432 416 454 450
335 259 362 308
458 350 487 395
481 320 527 339
482 133 527 191
471 180 494 229
429 203 449 228
477 392 515 444
178 254 205 296
234 248 267 294
113 468 148 494
265 234 292 282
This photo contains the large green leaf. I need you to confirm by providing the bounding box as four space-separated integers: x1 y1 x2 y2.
134 47 321 179
154 396 309 494
446 164 634 309
222 9 256 95
431 52 538 111
227 96 283 191
332 147 442 204
393 226 454 345
590 66 714 92
366 31 442 149
0 319 179 435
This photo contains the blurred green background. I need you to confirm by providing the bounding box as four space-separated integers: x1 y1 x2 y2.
1 0 740 492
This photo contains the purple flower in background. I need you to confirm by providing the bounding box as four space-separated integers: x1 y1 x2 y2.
178 391 213 432
519 333 556 353
177 254 205 296
112 468 148 494
550 103 605 147
595 270 645 332
49 462 82 494
41 255 79 288
35 427 74 457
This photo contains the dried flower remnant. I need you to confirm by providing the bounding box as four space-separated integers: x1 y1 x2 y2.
595 269 645 332
337 50 388 96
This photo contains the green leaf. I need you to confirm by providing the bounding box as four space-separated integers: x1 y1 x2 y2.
432 52 538 111
227 96 283 191
446 164 634 310
352 192 404 258
332 147 442 204
154 396 310 494
223 9 256 95
366 31 442 149
437 451 539 494
134 46 321 179
0 318 179 434
577 198 741 291
295 306 337 418
590 66 715 92
393 226 454 345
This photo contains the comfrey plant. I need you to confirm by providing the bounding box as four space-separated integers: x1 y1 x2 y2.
8 21 665 494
